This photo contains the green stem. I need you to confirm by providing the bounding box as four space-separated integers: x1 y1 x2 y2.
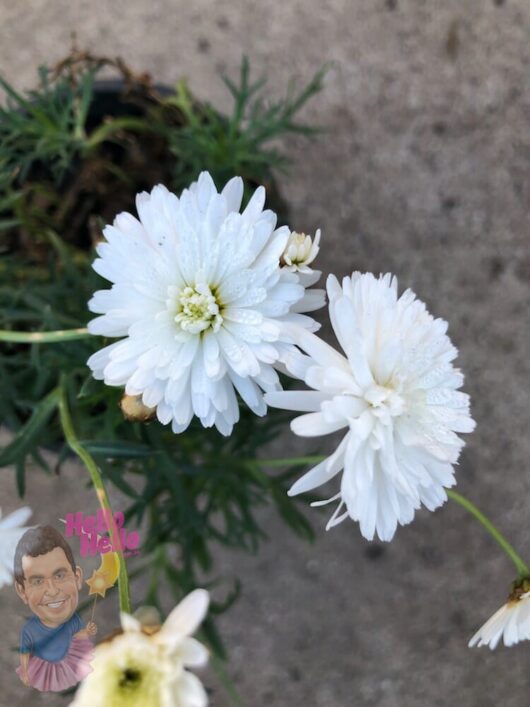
84 117 152 150
0 327 90 343
447 489 529 578
58 380 131 613
256 455 326 468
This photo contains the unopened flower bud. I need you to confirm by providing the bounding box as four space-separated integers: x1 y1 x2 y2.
119 394 156 422
133 605 162 635
280 229 321 272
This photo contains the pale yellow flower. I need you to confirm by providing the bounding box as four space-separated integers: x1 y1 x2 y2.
70 589 210 707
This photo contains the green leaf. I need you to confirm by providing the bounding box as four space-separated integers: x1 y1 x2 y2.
100 465 140 499
15 459 25 497
271 486 315 542
76 374 99 399
81 440 154 459
200 618 227 660
209 579 242 614
0 387 59 467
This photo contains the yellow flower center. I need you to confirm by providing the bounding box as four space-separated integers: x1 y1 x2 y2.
174 283 223 334
364 383 405 418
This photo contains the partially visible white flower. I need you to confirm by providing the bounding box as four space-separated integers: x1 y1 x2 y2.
71 589 210 707
469 582 530 649
0 506 32 588
281 229 321 273
266 272 475 542
87 172 325 436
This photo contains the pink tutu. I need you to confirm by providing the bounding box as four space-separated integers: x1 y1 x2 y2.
16 636 94 692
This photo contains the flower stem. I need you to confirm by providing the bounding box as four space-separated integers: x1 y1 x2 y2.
58 379 131 613
447 489 529 578
84 117 151 150
0 327 90 343
257 455 326 468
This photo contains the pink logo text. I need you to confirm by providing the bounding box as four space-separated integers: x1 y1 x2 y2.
64 510 140 557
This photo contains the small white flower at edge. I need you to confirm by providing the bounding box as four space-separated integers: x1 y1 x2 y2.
469 580 530 649
70 589 210 707
265 272 475 542
0 506 32 588
281 229 321 274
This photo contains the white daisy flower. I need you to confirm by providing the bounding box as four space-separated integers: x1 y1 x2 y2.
281 229 321 273
71 589 210 707
469 580 530 649
0 506 32 588
87 172 325 436
265 272 475 542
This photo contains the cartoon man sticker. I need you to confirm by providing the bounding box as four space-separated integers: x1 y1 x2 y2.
13 525 97 692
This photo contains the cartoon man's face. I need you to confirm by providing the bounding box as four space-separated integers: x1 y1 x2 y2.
15 547 82 628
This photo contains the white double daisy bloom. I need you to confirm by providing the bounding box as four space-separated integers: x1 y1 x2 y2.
88 172 325 436
266 272 475 542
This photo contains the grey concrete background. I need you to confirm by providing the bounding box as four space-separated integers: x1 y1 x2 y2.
1 0 529 705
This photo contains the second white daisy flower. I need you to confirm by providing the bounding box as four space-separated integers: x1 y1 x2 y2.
266 272 475 542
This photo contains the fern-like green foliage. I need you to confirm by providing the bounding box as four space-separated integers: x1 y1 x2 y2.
166 57 327 191
0 65 97 186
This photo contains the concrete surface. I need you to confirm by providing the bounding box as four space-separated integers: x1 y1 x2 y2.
1 1 529 705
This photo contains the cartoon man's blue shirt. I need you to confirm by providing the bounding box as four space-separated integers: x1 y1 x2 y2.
19 613 83 663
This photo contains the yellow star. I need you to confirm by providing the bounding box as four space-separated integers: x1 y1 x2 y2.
86 569 112 598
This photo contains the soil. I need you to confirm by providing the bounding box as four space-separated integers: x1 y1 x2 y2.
8 67 180 259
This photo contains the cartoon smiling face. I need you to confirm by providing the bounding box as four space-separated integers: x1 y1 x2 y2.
15 547 82 627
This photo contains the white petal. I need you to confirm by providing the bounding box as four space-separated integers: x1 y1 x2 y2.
293 327 350 372
158 589 210 647
291 411 348 437
264 390 328 412
241 186 265 223
120 612 142 633
221 176 244 212
179 637 209 667
288 457 343 496
175 670 208 707
0 506 32 529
